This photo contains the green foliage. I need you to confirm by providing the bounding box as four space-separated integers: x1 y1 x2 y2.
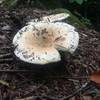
81 17 92 27
37 0 62 8
53 8 86 28
3 0 18 9
69 0 88 5
2 0 88 27
2 0 88 8
73 11 92 27
2 0 99 29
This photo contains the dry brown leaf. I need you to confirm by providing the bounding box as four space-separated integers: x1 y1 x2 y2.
90 71 100 84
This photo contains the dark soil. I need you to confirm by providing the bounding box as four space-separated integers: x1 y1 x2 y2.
0 5 100 100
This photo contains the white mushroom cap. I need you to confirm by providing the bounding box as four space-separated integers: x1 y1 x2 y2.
13 22 79 65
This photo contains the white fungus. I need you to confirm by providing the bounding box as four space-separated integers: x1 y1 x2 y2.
13 13 79 65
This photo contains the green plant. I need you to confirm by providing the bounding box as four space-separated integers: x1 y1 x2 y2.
69 0 88 5
3 0 99 29
3 0 18 9
53 8 87 28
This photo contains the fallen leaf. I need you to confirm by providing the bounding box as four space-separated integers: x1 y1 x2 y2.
0 80 9 87
90 71 100 84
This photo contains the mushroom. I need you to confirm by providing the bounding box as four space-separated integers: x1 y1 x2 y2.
13 13 79 65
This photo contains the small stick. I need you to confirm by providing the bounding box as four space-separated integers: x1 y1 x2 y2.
0 69 34 73
0 58 13 63
49 76 89 80
0 51 7 54
0 46 11 50
0 53 12 58
60 82 89 100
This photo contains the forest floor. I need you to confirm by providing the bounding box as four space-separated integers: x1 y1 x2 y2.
0 5 100 100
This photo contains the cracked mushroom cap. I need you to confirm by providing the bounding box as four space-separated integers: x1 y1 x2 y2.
13 22 79 65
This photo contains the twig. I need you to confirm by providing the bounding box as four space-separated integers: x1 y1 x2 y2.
0 46 11 50
0 58 13 63
49 76 89 80
5 35 12 42
15 96 37 100
60 82 89 100
0 70 34 73
41 95 58 100
15 95 58 100
0 53 12 58
0 50 7 54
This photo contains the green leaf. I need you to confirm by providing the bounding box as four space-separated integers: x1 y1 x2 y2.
75 0 83 5
69 0 75 3
69 0 87 4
